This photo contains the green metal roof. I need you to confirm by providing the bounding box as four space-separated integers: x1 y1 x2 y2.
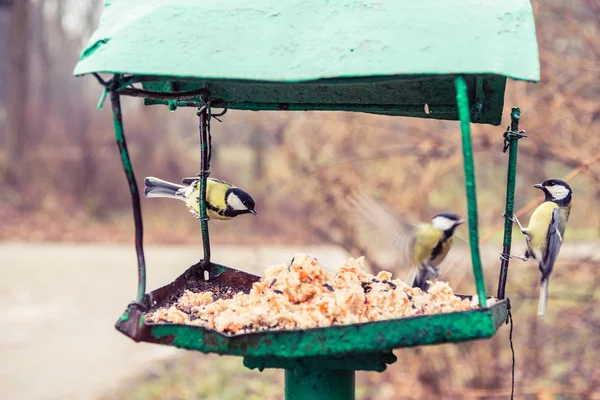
74 0 540 125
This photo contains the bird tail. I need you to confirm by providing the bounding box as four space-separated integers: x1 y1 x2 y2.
144 177 186 200
537 278 549 319
409 266 431 292
406 266 418 287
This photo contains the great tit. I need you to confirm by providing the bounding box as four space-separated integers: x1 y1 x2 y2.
349 192 464 291
506 179 572 319
409 212 465 291
144 176 257 220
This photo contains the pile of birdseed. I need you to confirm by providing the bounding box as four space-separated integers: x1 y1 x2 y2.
145 254 488 335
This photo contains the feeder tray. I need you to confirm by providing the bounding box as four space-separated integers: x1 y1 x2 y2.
118 262 508 365
75 0 540 398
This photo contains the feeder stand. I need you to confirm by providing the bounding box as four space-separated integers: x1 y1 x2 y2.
104 77 522 400
74 1 541 400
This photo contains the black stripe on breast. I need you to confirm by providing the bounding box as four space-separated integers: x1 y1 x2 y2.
431 230 453 260
205 202 225 215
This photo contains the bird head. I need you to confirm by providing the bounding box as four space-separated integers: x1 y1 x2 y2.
534 179 572 205
226 188 257 215
430 212 465 233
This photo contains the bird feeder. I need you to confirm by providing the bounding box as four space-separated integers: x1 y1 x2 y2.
74 0 540 399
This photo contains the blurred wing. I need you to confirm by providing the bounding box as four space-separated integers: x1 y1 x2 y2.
541 208 565 281
348 190 416 267
451 232 469 246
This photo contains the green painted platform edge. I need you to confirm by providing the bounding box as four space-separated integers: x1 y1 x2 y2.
131 299 507 358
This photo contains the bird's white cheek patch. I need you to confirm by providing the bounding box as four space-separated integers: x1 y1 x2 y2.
547 185 569 200
228 194 247 210
431 217 455 231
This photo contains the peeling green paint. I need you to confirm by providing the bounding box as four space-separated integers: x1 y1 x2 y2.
117 312 129 323
285 369 354 400
244 351 397 373
139 75 507 125
110 91 146 303
145 300 507 358
73 0 539 125
74 0 540 82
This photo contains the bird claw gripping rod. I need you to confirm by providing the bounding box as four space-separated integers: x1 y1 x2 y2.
498 107 527 299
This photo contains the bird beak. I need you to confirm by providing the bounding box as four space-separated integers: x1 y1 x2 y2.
249 209 257 216
533 183 543 189
457 219 466 225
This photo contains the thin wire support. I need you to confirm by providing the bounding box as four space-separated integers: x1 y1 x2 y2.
506 299 515 400
455 76 487 307
498 108 527 299
109 87 146 304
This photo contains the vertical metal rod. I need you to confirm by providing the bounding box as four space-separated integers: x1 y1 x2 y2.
110 90 146 302
498 107 521 299
285 369 355 400
198 104 211 265
455 76 487 307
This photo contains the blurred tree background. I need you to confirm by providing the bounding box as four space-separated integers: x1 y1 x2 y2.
1 0 599 398
0 0 599 247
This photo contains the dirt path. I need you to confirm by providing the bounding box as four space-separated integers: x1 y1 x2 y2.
0 243 348 400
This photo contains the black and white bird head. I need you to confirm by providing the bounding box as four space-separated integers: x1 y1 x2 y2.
534 179 572 206
226 188 257 215
430 212 465 233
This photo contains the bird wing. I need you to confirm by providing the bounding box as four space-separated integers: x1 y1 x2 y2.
182 177 234 188
348 190 417 268
540 208 566 281
182 177 198 185
209 178 234 187
348 190 468 283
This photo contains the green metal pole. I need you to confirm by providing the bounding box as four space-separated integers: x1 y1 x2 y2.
198 104 211 266
110 89 146 303
285 369 355 400
498 107 523 299
455 76 487 307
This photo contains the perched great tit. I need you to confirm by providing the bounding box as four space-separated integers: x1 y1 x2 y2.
144 176 257 220
506 179 572 319
349 192 464 291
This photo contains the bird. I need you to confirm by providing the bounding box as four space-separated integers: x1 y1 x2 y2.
143 176 256 220
349 192 465 291
408 212 465 291
504 179 572 319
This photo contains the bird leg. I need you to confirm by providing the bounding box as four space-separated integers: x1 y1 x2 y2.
427 266 441 280
502 212 527 234
499 252 529 262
